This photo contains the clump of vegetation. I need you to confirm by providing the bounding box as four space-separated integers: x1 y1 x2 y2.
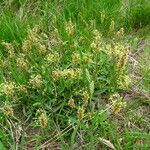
0 22 130 122
0 0 149 149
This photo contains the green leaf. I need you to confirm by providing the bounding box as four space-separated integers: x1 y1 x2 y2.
89 81 94 97
85 69 91 82
70 123 80 150
0 141 5 150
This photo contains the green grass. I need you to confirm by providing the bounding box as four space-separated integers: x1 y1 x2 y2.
0 0 150 149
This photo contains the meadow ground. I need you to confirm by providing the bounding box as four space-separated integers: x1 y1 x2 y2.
0 0 150 149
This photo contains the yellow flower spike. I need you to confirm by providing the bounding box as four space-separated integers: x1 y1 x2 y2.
90 42 97 49
53 52 61 62
91 30 102 53
90 42 101 53
1 41 14 50
120 28 124 35
65 20 74 36
117 52 128 71
68 98 75 108
77 107 85 120
93 29 99 36
45 53 54 64
82 91 90 106
118 75 131 90
116 31 121 38
116 28 124 38
22 40 32 54
74 68 82 79
29 74 43 88
1 42 15 58
45 52 61 64
71 52 81 65
8 50 15 58
3 105 14 116
35 42 46 54
109 93 121 101
101 11 105 24
109 93 126 114
52 70 61 81
50 28 62 46
38 110 48 128
109 20 115 33
111 100 127 114
0 82 16 97
95 34 102 41
16 85 28 94
106 42 128 59
16 57 28 71
27 28 39 43
65 69 75 80
83 52 93 63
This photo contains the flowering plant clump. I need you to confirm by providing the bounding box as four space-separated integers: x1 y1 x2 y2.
0 21 131 127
